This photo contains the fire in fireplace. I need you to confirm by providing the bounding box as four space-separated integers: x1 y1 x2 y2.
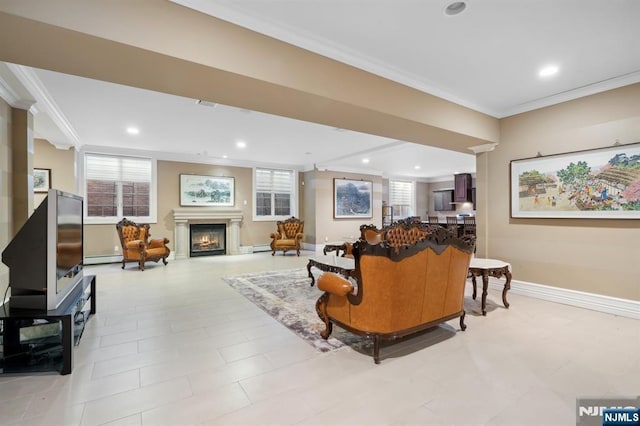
189 224 226 256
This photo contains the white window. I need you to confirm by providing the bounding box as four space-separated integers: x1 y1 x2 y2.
389 180 415 219
83 153 156 224
254 168 297 220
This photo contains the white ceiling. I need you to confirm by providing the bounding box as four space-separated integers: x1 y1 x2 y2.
4 0 640 181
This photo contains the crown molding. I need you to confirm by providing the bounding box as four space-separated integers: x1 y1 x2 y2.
7 64 80 147
0 73 36 111
498 70 640 118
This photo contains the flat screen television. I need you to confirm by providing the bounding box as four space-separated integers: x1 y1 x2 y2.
2 189 84 311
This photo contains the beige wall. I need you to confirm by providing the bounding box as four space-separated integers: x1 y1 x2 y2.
0 98 11 301
33 138 75 207
311 170 383 243
484 84 640 300
80 160 285 258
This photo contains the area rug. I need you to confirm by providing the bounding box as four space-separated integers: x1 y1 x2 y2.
222 268 372 353
222 268 471 359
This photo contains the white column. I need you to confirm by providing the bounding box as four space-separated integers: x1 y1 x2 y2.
174 219 188 260
228 218 241 255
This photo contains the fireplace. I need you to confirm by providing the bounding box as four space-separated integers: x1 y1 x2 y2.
189 224 226 257
172 208 243 259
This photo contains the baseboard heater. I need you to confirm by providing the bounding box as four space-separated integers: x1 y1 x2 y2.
252 244 271 253
83 255 122 265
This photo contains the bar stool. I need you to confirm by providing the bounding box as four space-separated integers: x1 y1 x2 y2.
428 216 439 225
446 216 459 237
463 216 476 237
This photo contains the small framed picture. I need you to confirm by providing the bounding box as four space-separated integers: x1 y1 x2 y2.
34 168 51 193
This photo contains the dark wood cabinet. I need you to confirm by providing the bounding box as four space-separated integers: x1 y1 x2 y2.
434 190 454 211
454 173 472 202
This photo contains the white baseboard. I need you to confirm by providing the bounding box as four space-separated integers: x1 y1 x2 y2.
486 277 640 319
253 244 271 253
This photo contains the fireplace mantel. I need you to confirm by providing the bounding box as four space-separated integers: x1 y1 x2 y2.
172 208 243 259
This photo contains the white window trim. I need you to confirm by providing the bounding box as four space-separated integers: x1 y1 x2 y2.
252 167 298 221
80 148 157 225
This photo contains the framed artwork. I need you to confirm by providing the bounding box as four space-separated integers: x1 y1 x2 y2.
180 174 234 207
34 168 51 193
510 142 640 219
334 178 373 218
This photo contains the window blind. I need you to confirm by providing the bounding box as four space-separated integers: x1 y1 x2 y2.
86 153 151 182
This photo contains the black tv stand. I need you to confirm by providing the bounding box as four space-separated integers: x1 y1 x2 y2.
0 275 96 375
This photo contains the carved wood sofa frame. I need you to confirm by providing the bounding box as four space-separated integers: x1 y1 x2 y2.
316 222 475 363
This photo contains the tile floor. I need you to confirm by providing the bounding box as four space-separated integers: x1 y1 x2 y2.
0 251 638 426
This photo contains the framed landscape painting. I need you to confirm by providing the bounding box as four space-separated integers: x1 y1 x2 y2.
334 178 372 219
510 142 640 219
34 168 51 193
180 174 234 207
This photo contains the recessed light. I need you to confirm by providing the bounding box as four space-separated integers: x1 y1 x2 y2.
444 1 466 16
236 141 246 148
414 165 421 170
126 127 139 135
222 154 228 159
538 65 559 78
362 158 370 164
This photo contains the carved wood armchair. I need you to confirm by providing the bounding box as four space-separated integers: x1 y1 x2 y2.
116 218 170 270
270 216 304 256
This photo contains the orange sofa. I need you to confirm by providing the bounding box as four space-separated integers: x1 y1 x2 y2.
316 222 475 363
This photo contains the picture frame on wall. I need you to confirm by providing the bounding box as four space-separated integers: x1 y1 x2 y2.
180 174 235 207
34 168 51 193
510 142 640 219
334 178 373 219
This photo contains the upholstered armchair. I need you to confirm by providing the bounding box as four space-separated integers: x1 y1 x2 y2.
270 216 304 256
116 218 170 271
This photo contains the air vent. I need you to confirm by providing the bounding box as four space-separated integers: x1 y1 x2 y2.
196 100 217 108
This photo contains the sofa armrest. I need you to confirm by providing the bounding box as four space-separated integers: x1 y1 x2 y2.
318 273 354 296
295 232 303 240
270 232 281 240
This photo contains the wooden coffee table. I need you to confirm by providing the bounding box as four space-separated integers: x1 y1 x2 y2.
307 255 355 286
468 258 512 316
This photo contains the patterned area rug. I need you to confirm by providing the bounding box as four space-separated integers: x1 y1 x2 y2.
222 268 372 353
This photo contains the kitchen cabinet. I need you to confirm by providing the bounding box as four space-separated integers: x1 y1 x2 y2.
433 190 454 211
454 173 472 202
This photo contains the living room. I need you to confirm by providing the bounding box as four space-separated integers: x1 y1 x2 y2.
1 2 639 425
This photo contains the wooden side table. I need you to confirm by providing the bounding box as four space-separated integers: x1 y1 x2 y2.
468 258 512 316
323 242 348 256
307 255 355 286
